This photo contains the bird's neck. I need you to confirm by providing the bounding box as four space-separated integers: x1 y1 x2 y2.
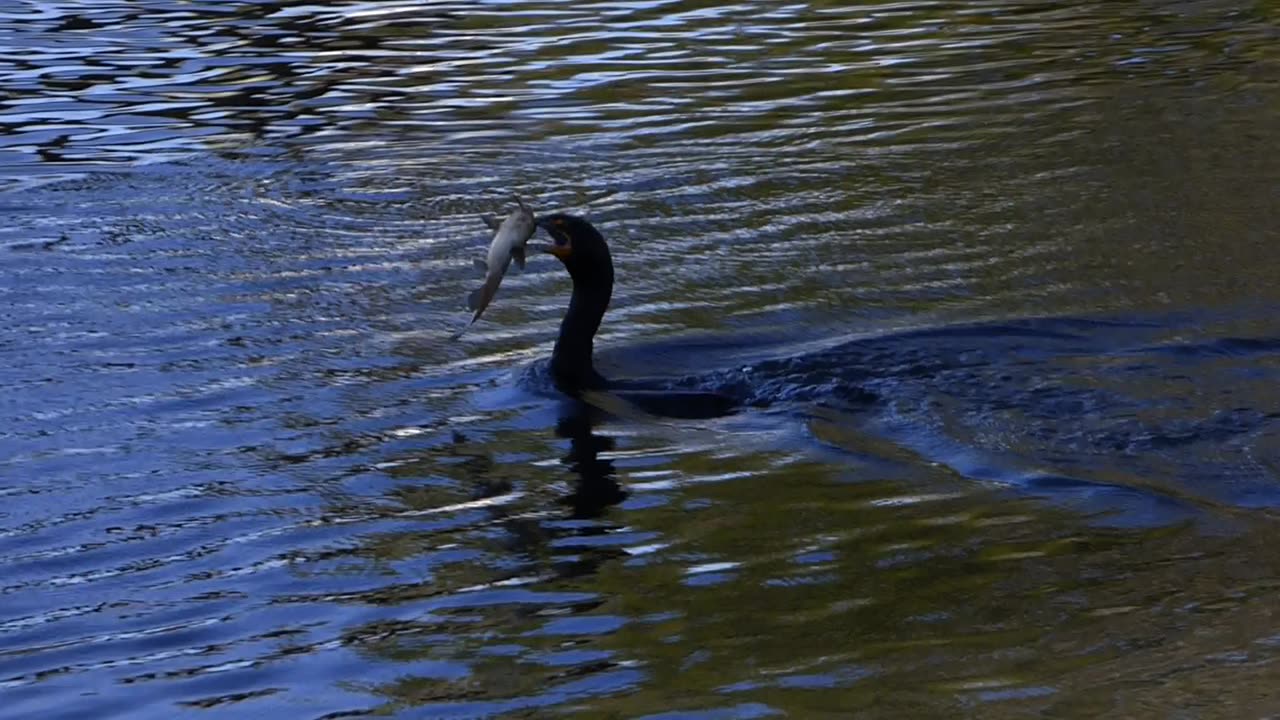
551 266 612 392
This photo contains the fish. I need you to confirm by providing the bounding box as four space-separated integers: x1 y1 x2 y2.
453 197 536 338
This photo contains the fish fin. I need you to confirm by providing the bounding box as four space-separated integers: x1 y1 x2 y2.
511 246 525 271
472 258 489 276
467 285 486 312
480 214 501 231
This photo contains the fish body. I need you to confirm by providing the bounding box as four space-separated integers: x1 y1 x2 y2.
455 198 536 337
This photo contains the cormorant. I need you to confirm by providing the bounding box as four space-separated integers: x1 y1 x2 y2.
536 213 737 420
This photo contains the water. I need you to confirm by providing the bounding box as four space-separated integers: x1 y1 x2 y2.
3 1 1280 716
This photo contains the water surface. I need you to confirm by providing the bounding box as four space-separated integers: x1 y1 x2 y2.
3 1 1280 717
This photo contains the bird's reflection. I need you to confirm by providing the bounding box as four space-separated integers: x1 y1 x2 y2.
554 400 626 518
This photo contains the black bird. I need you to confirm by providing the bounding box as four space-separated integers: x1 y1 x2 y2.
536 213 737 420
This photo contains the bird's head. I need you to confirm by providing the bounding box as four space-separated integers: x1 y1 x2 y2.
536 213 612 281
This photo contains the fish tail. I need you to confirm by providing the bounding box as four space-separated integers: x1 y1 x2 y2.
452 277 498 341
467 275 501 323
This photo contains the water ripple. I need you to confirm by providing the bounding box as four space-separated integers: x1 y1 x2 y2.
2 1 1279 718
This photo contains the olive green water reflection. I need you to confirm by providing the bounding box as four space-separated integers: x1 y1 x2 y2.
2 1 1280 718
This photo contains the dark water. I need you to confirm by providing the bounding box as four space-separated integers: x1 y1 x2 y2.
3 1 1280 717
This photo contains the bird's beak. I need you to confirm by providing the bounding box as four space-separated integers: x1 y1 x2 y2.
535 217 573 259
544 243 572 260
